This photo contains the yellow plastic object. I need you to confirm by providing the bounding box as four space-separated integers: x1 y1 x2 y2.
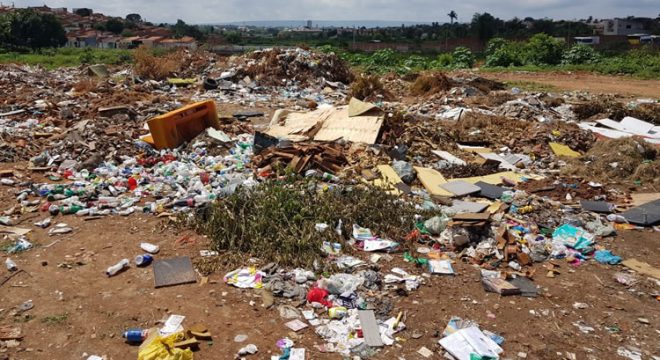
138 330 193 360
549 142 581 158
145 100 220 150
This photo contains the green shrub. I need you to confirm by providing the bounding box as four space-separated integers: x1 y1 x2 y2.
79 48 95 64
562 44 600 65
433 53 453 67
485 40 524 67
451 46 475 69
523 33 564 65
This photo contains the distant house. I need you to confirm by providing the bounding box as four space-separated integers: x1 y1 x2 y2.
602 18 645 36
98 36 120 49
157 36 197 49
118 36 143 49
141 36 164 47
66 30 100 48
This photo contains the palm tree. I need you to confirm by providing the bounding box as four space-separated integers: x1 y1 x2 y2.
448 11 458 25
446 10 457 50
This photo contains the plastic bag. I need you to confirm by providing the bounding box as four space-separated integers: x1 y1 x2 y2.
138 331 192 360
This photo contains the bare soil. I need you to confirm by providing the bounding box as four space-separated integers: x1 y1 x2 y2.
478 71 660 98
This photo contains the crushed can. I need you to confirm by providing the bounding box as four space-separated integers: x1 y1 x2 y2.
135 254 153 267
123 328 148 343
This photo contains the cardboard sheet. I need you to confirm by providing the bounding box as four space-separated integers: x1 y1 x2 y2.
266 99 384 144
372 165 404 196
414 167 453 197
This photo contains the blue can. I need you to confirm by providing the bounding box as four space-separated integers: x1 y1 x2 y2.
135 254 153 267
123 329 147 343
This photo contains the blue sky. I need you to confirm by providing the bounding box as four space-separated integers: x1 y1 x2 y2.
14 0 660 24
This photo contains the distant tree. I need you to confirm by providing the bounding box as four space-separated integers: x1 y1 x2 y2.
471 12 501 42
0 9 66 50
224 31 241 44
105 18 124 34
74 8 92 17
172 19 205 40
125 13 142 23
448 10 458 24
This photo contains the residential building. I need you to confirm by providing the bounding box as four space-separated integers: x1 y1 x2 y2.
157 36 197 49
602 18 646 36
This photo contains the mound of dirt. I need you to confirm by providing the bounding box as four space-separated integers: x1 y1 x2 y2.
410 73 453 96
234 48 354 87
562 137 658 185
573 97 660 125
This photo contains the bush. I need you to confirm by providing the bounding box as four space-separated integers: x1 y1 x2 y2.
430 53 453 68
191 180 423 268
485 40 524 67
523 33 564 65
402 55 429 70
79 48 95 64
451 46 475 69
562 44 600 65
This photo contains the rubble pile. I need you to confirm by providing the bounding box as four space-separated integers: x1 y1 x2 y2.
231 48 354 87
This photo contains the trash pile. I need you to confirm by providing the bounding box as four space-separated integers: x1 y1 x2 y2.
229 48 354 87
1 47 659 360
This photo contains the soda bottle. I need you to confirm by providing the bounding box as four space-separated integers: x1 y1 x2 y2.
106 259 129 276
60 205 83 215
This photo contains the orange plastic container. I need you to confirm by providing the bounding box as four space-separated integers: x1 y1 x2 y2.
143 100 220 149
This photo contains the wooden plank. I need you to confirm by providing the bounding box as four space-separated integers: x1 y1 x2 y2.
358 310 384 347
622 259 660 280
414 167 453 197
453 212 491 221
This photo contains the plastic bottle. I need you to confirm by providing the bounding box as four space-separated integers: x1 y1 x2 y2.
5 258 17 271
106 259 129 276
140 242 160 254
60 205 83 215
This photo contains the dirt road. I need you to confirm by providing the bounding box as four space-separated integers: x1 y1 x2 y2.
478 71 660 98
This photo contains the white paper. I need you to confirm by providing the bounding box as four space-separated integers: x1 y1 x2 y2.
438 327 502 360
289 348 306 360
160 314 185 335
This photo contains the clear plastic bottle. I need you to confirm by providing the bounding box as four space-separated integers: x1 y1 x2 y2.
106 259 129 276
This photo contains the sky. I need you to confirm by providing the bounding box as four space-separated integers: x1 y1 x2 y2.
13 0 660 24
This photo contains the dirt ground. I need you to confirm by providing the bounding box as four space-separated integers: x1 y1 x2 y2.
477 71 660 98
1 162 659 360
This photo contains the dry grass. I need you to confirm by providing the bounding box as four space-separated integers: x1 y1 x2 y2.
349 74 391 101
410 72 453 96
573 98 660 124
133 46 181 80
562 137 658 185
